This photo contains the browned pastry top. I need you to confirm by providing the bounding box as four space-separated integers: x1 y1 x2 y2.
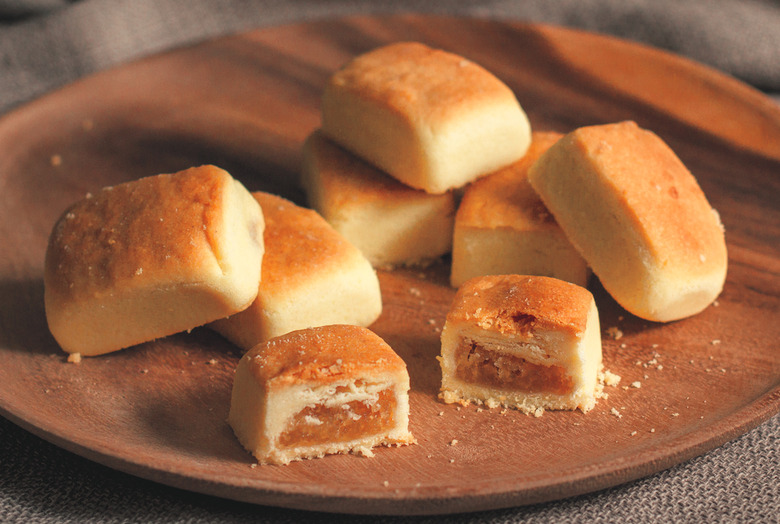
447 275 594 337
533 121 726 271
45 165 239 302
456 132 563 229
326 41 519 127
252 191 355 291
244 325 406 387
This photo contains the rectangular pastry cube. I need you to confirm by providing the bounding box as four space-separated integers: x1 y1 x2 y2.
321 42 531 194
439 275 602 413
44 165 265 356
527 121 728 322
228 324 414 465
451 132 589 288
301 130 455 268
210 192 382 350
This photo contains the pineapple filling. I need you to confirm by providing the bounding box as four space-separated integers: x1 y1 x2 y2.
278 388 396 448
454 339 574 395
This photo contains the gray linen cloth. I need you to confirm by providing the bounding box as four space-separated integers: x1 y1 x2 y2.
1 1 778 522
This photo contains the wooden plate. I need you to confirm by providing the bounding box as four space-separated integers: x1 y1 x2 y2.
0 15 778 516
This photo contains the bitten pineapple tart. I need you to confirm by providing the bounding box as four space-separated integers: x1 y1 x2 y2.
301 130 456 268
228 325 414 465
528 121 728 322
210 192 382 350
321 42 531 194
44 165 265 356
451 132 589 288
439 275 603 413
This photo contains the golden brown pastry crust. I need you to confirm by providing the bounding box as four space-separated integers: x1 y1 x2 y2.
252 192 356 293
326 42 521 131
229 325 414 464
456 132 563 230
246 324 407 388
450 131 588 288
440 275 603 413
47 165 235 300
209 191 382 349
528 121 727 322
321 42 531 194
447 275 593 338
301 130 456 267
564 121 724 270
44 165 265 355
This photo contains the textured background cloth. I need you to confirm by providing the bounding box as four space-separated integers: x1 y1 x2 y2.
1 1 778 522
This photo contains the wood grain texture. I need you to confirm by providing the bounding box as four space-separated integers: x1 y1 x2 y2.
0 15 778 515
